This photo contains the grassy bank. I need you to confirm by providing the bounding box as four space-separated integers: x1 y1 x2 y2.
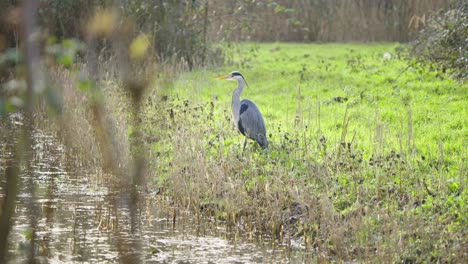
127 43 466 262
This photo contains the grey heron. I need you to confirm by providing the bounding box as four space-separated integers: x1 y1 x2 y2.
217 71 268 153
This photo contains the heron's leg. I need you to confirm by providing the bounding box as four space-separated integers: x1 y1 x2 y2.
242 135 248 156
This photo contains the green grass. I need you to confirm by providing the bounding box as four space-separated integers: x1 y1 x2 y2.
170 43 466 168
139 43 467 262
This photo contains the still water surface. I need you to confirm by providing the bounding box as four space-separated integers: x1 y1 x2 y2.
0 127 310 263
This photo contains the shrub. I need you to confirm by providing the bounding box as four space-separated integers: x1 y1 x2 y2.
411 1 467 79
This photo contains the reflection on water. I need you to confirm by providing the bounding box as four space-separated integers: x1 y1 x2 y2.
0 127 310 263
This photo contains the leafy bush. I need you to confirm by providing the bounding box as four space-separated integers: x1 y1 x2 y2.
412 1 467 79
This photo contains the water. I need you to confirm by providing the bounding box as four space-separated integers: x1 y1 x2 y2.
0 125 310 263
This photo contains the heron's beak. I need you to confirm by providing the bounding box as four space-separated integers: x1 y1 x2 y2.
216 75 229 80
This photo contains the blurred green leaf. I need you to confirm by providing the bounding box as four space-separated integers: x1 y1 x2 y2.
274 5 285 13
0 49 21 65
77 79 91 92
58 55 73 68
62 39 73 49
45 39 84 68
76 72 94 93
47 36 57 45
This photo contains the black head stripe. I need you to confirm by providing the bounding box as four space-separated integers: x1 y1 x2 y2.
230 71 248 87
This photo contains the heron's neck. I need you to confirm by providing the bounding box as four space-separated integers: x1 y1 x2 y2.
231 79 244 123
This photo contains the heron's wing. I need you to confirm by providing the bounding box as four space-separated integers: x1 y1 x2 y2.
238 99 267 148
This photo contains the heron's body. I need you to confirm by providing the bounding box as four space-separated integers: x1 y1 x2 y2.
218 71 268 153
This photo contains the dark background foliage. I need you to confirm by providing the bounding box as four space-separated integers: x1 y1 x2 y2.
0 0 465 81
208 0 452 42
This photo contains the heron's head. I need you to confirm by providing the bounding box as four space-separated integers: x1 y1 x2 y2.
216 71 244 82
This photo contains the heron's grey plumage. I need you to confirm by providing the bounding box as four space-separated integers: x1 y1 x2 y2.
226 71 268 152
238 99 268 148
